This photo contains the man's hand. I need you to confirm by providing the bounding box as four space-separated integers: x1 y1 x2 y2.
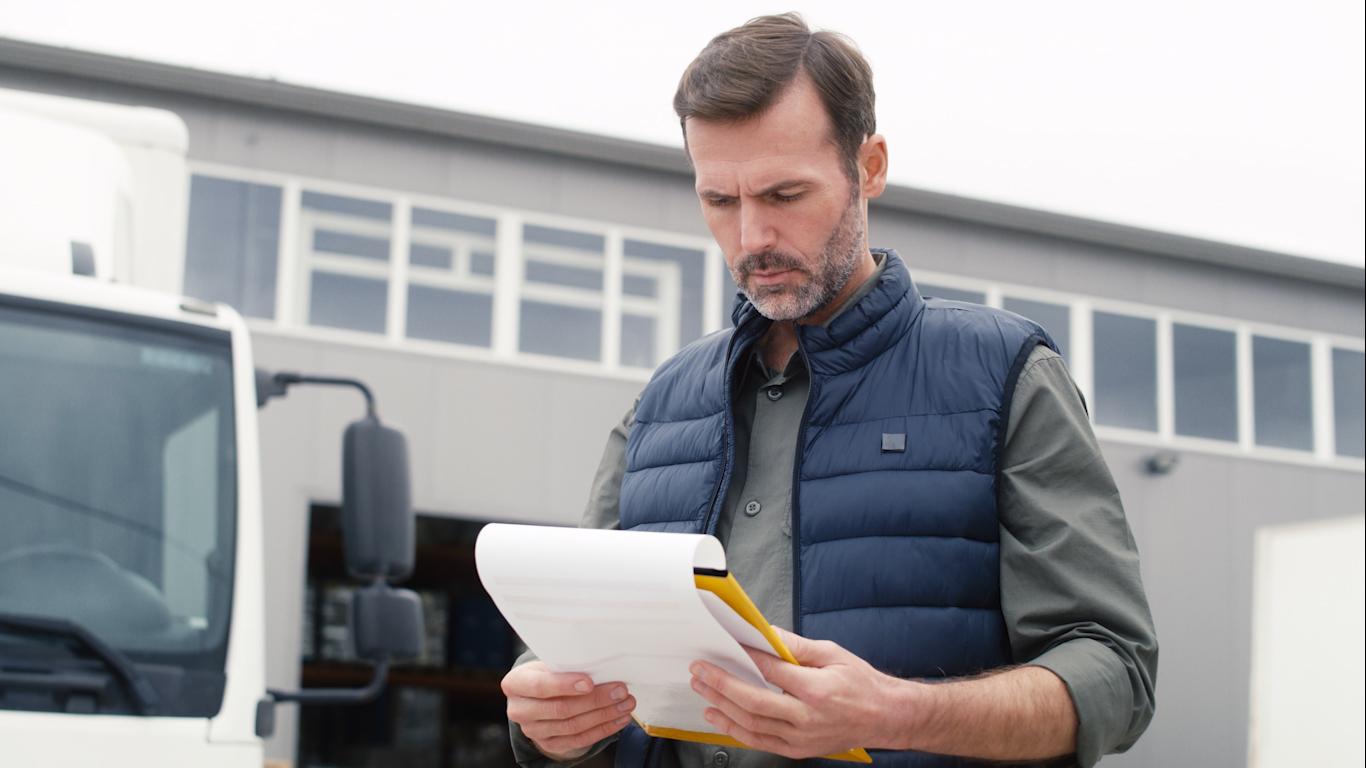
688 627 897 758
502 662 636 761
689 627 1077 762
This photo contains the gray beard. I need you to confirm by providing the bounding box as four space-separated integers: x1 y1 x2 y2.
731 198 865 322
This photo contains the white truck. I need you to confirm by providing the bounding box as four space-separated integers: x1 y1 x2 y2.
0 89 422 766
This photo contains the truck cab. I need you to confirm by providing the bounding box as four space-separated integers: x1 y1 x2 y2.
0 267 270 764
0 88 416 767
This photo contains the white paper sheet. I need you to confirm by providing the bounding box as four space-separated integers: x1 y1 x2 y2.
475 524 776 735
698 591 778 654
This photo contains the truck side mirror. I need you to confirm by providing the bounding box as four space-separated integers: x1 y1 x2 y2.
262 372 425 711
342 415 414 581
352 582 424 663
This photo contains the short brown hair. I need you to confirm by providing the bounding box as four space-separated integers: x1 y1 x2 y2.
674 13 876 183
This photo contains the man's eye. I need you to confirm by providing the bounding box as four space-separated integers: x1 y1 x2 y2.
705 197 736 208
773 192 803 203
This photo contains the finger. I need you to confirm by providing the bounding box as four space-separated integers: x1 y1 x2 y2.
701 706 799 758
502 662 598 699
690 661 805 726
537 695 637 739
691 676 796 741
535 709 635 757
743 646 816 694
773 627 845 667
510 682 633 724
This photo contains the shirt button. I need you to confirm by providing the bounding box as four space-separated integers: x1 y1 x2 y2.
713 751 729 768
766 386 783 401
744 500 761 516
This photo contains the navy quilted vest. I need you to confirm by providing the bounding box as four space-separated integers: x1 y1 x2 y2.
616 250 1056 768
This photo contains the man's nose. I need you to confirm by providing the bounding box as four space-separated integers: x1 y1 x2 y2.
738 203 778 256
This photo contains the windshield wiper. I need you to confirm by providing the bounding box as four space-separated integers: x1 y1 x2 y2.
0 613 159 715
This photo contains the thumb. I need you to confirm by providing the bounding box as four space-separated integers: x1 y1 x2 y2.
774 626 845 668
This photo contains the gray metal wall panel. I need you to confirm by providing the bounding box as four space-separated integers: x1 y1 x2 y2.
1100 442 1364 767
199 105 342 179
329 122 451 197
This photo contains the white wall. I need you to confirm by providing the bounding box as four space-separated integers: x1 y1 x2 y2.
1248 514 1366 767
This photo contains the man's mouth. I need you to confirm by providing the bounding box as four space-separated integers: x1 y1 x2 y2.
748 269 795 287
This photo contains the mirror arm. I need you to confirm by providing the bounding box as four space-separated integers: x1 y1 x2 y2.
267 658 389 706
256 369 377 417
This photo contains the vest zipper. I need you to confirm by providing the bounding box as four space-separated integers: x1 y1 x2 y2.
702 319 758 535
790 330 815 636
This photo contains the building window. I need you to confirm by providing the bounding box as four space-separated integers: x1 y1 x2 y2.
183 175 281 319
1093 312 1158 431
1332 348 1365 458
1173 324 1238 441
1003 297 1070 363
187 170 721 368
309 272 387 334
622 239 705 366
300 191 392 335
406 207 496 348
518 224 605 362
1253 336 1313 451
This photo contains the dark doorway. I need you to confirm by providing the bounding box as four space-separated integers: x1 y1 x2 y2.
296 506 519 768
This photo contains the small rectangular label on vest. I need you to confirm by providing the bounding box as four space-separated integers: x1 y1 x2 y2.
881 433 906 452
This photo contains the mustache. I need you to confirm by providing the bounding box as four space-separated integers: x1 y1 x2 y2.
733 250 811 278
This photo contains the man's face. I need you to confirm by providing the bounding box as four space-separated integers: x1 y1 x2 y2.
687 76 865 322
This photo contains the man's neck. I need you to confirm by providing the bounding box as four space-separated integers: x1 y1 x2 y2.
756 247 879 371
757 322 800 372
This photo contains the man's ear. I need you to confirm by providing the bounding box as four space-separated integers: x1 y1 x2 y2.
859 133 889 200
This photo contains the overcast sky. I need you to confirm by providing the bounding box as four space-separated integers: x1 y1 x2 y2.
3 1 1362 266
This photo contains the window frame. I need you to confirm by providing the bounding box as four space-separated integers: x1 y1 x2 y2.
906 267 1364 472
192 163 725 376
185 165 1366 473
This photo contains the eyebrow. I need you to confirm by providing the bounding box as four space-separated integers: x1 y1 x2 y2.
698 179 812 199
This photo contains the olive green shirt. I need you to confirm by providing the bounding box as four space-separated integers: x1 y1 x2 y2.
511 259 1158 768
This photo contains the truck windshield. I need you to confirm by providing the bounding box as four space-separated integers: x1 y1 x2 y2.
0 298 236 678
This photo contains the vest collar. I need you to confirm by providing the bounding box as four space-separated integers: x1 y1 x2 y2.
729 249 923 377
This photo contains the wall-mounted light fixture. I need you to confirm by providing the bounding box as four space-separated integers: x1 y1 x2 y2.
1145 451 1180 475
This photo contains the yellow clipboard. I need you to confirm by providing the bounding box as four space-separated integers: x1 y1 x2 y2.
633 571 872 764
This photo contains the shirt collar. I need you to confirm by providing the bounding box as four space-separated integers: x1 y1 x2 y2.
743 252 889 383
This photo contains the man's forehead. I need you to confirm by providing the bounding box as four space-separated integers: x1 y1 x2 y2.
684 75 842 187
690 141 841 193
688 131 831 164
692 153 826 194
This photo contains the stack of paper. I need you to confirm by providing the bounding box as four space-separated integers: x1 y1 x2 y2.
474 524 869 762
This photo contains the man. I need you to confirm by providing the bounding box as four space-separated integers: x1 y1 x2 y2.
502 13 1156 768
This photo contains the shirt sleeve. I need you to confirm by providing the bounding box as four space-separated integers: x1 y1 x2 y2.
579 399 636 531
508 401 637 768
998 345 1159 768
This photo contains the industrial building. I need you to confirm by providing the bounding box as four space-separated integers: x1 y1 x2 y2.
1 37 1362 768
